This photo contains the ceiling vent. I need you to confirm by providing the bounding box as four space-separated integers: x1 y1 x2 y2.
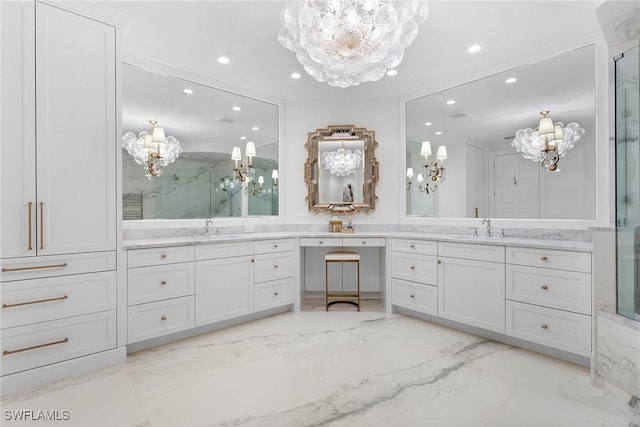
214 114 235 123
447 111 468 119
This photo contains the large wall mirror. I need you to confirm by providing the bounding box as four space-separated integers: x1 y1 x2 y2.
305 125 379 214
122 63 280 220
406 44 596 219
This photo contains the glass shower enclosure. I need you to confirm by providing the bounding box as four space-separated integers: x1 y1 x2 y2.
616 44 640 320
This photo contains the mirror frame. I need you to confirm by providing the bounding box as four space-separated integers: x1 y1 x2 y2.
305 124 379 214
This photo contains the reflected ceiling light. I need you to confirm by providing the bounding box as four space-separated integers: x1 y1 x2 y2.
252 126 259 130
512 110 585 172
291 72 302 79
424 121 432 126
446 100 456 105
217 56 230 64
122 120 182 179
407 141 446 194
231 141 257 182
233 106 241 111
505 77 517 84
240 136 247 140
435 131 443 135
183 88 193 94
323 147 363 176
386 69 398 76
278 0 429 88
467 44 482 53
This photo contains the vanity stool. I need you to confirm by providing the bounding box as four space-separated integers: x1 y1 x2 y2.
325 251 360 311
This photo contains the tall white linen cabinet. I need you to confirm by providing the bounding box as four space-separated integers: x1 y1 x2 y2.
0 1 122 394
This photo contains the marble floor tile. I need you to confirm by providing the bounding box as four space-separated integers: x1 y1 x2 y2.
2 310 639 427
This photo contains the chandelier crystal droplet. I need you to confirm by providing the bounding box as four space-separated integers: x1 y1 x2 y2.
278 0 429 88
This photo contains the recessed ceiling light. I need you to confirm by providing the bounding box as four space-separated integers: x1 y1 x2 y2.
386 69 398 76
446 100 456 105
424 122 432 126
252 126 259 131
435 131 443 135
217 56 230 64
232 106 241 111
291 72 301 79
505 77 518 84
467 45 482 53
240 136 247 140
183 88 193 94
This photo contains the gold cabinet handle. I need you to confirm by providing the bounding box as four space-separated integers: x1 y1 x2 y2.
161 315 167 321
437 260 442 264
251 259 254 263
361 241 367 245
409 293 415 298
274 291 279 296
160 254 167 259
274 264 279 269
28 202 33 251
273 244 278 248
541 284 549 290
541 324 549 330
2 263 67 273
540 256 548 261
3 337 69 356
319 240 324 244
410 244 415 249
410 265 415 270
39 202 44 250
160 280 167 286
2 295 68 309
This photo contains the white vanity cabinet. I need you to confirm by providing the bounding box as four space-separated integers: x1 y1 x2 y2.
505 247 592 356
195 241 255 326
254 239 295 312
437 242 506 333
391 239 438 315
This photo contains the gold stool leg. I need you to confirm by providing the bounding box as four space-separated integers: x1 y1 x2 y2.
325 260 329 311
357 260 360 312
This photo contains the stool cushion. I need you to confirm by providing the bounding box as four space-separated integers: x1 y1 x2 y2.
325 251 360 261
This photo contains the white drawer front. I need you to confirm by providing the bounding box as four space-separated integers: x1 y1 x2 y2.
1 251 116 282
392 239 437 255
128 245 194 268
254 238 295 254
2 271 116 329
128 263 195 305
1 310 116 376
506 247 591 273
392 278 437 316
255 278 294 312
299 237 343 247
506 265 591 315
391 252 437 285
255 252 295 283
342 237 386 247
506 300 591 356
127 296 195 344
195 241 253 260
438 241 504 263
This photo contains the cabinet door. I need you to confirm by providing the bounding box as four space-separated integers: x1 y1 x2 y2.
35 3 116 255
1 1 36 259
195 256 254 326
438 257 506 333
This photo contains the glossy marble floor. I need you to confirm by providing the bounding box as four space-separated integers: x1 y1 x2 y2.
2 304 640 427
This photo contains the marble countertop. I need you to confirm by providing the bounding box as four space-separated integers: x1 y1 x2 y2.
123 231 593 252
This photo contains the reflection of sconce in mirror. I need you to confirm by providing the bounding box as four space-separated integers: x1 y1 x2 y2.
406 167 414 190
272 169 279 193
414 141 446 193
245 175 265 196
122 120 182 179
231 141 256 182
512 110 585 172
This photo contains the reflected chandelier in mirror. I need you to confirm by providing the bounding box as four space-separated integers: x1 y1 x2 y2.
305 125 379 214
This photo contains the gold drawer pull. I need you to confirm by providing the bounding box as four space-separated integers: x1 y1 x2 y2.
251 259 255 263
540 256 548 261
160 281 167 286
541 285 549 290
541 324 549 330
2 295 68 309
274 264 279 269
3 337 69 356
2 263 68 273
361 241 367 245
39 202 44 250
273 244 278 248
28 201 33 251
409 294 415 298
160 254 167 259
274 292 279 296
410 265 415 270
437 260 442 264
161 315 167 321
319 240 324 244
410 244 415 249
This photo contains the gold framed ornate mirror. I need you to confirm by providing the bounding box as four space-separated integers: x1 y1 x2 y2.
304 125 379 214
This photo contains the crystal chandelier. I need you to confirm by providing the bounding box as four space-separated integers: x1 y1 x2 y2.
512 111 585 172
278 0 429 88
323 147 363 176
122 120 182 179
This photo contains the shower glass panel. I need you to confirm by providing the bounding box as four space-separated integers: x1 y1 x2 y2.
615 44 640 320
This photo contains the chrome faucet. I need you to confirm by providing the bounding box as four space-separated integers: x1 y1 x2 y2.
205 218 213 236
482 218 492 237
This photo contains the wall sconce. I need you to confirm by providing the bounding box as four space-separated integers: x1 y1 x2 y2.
406 167 414 190
231 141 256 182
416 141 446 193
122 120 182 179
272 169 279 193
245 175 264 196
512 110 585 172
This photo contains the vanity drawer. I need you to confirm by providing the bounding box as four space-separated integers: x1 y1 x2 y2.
1 271 116 329
391 252 437 285
255 252 295 283
392 239 437 255
254 238 295 254
195 241 253 261
506 300 591 356
342 237 386 247
1 310 116 376
128 263 195 305
127 296 194 344
505 247 591 273
1 251 116 282
299 237 343 247
255 278 294 312
392 278 437 316
438 241 505 263
506 265 591 315
128 245 194 268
